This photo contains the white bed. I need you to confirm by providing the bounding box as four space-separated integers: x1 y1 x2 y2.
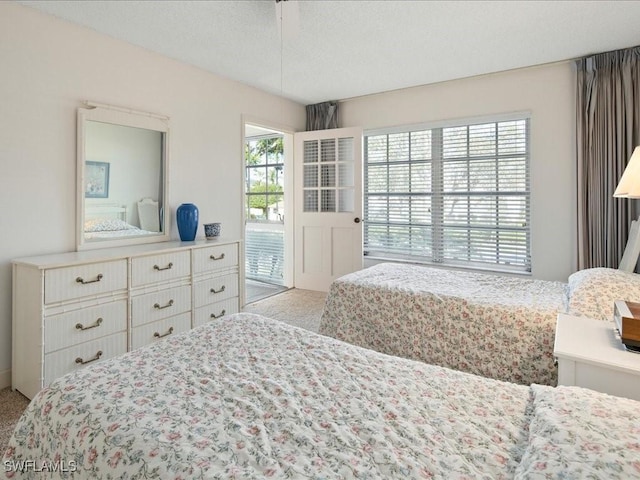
319 264 640 386
84 204 157 239
3 313 640 479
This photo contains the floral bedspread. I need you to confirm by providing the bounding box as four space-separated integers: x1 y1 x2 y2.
4 313 639 479
567 267 640 321
320 263 568 386
514 385 640 479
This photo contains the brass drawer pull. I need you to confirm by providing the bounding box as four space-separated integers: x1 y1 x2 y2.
210 309 226 319
154 327 174 339
153 262 173 271
210 285 226 294
153 299 174 310
75 350 103 365
75 318 103 331
76 274 103 284
209 253 225 261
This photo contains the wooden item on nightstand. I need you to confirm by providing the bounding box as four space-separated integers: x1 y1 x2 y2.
613 300 640 351
554 313 640 401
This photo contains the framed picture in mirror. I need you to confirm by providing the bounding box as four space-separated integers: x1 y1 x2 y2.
85 161 110 198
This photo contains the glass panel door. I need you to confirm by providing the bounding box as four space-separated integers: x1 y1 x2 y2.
302 137 356 214
245 135 286 289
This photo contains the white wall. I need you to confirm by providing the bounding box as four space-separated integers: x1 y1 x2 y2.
0 2 306 384
339 63 577 282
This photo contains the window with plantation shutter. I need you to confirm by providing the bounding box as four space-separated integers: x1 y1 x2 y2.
364 115 531 273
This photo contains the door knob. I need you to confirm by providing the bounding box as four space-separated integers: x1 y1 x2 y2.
354 217 361 223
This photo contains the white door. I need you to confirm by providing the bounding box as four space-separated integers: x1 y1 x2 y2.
294 127 363 291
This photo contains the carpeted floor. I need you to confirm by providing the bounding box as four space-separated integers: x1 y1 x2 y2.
0 288 327 454
0 387 30 455
242 287 327 333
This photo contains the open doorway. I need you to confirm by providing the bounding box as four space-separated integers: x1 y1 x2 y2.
244 123 294 303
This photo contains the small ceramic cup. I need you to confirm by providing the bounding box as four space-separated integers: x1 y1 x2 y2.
204 222 221 239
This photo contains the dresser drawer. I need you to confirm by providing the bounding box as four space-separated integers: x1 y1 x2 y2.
131 284 191 327
193 243 238 274
131 251 190 287
131 312 191 350
44 300 127 353
44 332 127 386
44 260 127 304
193 297 239 327
193 273 239 308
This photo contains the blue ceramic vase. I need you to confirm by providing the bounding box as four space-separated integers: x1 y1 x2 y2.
176 203 199 241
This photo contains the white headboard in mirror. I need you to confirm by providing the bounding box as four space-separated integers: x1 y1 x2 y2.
77 102 170 250
85 204 127 222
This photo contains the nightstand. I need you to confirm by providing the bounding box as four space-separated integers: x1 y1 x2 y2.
554 313 640 401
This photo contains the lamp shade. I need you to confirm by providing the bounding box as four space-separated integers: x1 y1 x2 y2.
614 146 640 198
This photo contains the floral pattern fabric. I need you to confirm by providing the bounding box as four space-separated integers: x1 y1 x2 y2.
515 385 640 479
567 267 640 321
83 218 137 232
4 313 640 479
320 263 568 386
5 313 532 479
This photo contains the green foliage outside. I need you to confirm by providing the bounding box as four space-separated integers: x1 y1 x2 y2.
245 137 283 166
246 137 284 217
247 183 283 210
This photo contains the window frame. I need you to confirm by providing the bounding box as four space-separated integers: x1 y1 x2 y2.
244 133 286 285
245 134 285 224
363 112 531 274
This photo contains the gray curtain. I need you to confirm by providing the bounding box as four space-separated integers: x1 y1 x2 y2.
576 46 640 269
306 101 338 131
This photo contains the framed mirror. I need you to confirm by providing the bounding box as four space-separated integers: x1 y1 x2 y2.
77 103 170 250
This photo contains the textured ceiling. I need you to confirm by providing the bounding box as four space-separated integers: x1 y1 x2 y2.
18 0 640 105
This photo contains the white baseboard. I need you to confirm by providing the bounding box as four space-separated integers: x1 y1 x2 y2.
0 369 10 389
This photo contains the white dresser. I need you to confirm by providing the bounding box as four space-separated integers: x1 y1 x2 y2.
12 239 243 399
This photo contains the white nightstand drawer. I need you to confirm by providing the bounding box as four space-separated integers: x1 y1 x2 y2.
130 312 191 350
131 284 191 327
131 251 190 287
560 359 640 400
44 300 127 353
193 243 238 274
193 297 239 327
194 273 239 308
44 332 127 386
44 260 127 304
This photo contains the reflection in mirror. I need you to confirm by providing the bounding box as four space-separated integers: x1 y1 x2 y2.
77 104 170 250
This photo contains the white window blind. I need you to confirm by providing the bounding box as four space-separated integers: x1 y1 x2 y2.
302 137 356 213
245 226 284 285
364 117 531 272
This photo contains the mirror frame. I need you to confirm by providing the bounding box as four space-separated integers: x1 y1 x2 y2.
76 103 170 251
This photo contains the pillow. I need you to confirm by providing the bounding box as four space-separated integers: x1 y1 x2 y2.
84 218 137 233
567 267 640 320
